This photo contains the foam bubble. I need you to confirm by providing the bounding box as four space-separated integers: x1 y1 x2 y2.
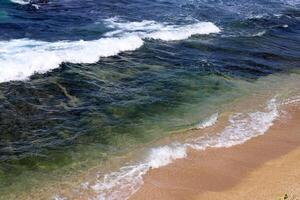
282 96 300 105
196 113 219 129
87 98 278 200
147 144 187 169
0 36 143 82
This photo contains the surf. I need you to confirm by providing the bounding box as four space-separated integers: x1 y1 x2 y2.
0 20 220 83
70 98 279 200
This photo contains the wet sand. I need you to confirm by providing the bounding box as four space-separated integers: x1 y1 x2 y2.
130 104 300 200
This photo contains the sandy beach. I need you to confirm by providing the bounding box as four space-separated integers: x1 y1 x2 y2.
130 104 300 200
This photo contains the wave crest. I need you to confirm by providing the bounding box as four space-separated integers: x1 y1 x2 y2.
105 18 221 41
0 36 143 82
0 19 220 83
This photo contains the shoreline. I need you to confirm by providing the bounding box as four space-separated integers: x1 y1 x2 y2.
130 103 300 200
3 96 300 200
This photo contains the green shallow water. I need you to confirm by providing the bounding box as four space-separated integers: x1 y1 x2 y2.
0 73 238 183
0 64 246 197
2 69 300 199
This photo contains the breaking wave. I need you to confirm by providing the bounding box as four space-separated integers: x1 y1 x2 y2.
104 18 221 41
0 19 220 83
0 36 143 82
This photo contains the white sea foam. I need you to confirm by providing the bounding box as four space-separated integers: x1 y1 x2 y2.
10 0 40 9
91 144 187 200
282 96 300 105
206 98 278 148
104 19 166 34
104 18 221 41
0 36 143 82
146 144 187 169
88 98 278 200
252 30 267 37
146 22 220 41
52 196 67 200
196 113 219 129
31 4 40 9
0 19 220 83
10 0 30 5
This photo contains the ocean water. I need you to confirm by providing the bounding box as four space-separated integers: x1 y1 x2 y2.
0 0 300 199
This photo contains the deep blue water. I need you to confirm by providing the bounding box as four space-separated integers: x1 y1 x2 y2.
0 0 300 195
0 0 299 41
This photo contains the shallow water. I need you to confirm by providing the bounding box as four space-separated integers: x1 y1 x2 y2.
0 0 300 199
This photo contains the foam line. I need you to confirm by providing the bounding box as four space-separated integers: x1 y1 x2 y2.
86 99 278 200
104 18 221 41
